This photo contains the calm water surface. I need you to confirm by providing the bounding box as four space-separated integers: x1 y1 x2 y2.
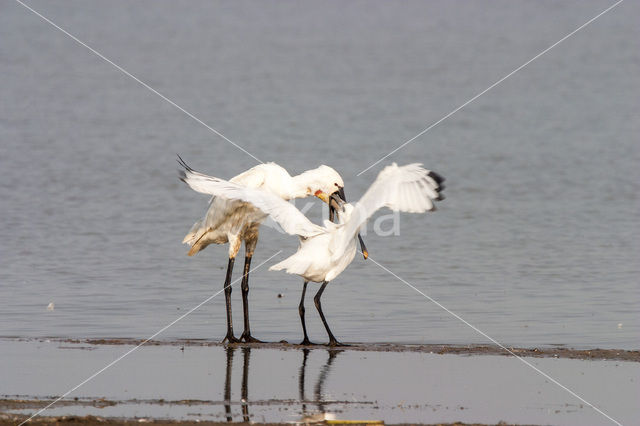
1 0 638 349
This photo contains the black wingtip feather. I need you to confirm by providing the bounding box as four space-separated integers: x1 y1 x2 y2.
428 171 445 185
177 155 192 185
176 154 194 172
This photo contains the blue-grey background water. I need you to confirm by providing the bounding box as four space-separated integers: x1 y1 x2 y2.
1 0 638 349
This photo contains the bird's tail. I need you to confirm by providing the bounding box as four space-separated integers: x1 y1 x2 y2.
269 253 312 276
183 219 207 256
182 219 203 244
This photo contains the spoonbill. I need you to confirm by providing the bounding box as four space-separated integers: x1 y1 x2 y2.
177 156 366 343
179 161 444 345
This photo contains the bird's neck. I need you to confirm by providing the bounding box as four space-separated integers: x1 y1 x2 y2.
289 171 320 200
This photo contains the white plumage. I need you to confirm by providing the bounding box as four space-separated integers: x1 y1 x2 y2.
179 161 445 345
181 162 444 282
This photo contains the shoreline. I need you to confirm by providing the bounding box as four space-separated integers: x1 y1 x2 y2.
0 412 493 426
5 337 638 362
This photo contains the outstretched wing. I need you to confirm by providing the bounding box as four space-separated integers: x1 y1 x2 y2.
341 163 444 243
178 157 326 238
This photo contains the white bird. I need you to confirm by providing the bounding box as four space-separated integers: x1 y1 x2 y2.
179 162 444 346
178 156 358 343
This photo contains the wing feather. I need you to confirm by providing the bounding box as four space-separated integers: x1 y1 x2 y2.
341 163 444 242
178 157 325 238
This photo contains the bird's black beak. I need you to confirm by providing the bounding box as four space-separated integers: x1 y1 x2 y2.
329 187 368 260
356 233 368 260
328 189 345 222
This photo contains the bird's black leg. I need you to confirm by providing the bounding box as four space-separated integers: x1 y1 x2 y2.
299 281 315 345
222 257 240 344
239 254 262 343
240 235 262 343
313 281 347 346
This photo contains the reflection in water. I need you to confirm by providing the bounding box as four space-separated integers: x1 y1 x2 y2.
313 350 341 418
221 347 340 422
222 347 252 422
241 347 250 422
299 348 310 415
223 347 234 422
299 349 341 422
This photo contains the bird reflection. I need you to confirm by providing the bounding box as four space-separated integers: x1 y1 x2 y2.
223 347 234 422
302 349 342 422
299 348 311 414
221 347 340 422
241 347 250 422
223 346 252 422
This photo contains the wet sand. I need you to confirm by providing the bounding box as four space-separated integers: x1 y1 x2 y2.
0 413 490 426
20 337 640 362
0 416 494 426
2 338 638 425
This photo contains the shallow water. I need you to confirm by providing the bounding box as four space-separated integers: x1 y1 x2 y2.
1 0 639 351
2 340 639 425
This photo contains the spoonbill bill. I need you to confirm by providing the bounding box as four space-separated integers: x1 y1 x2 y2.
177 156 365 343
179 161 443 345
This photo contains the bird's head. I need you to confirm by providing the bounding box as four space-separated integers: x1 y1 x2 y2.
306 165 345 205
296 165 367 259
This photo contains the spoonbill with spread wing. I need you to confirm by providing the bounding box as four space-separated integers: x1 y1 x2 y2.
177 156 366 343
179 161 443 345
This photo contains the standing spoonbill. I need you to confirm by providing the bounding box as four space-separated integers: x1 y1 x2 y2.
179 162 444 345
177 156 366 343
